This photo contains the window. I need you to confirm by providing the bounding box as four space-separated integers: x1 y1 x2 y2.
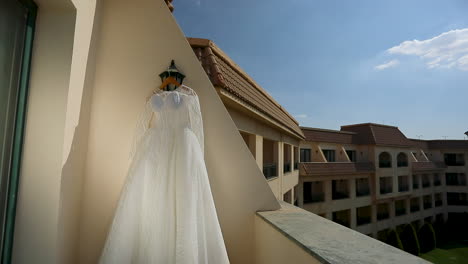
444 153 465 166
447 192 468 206
377 203 390 220
435 193 443 207
303 181 324 203
322 149 335 162
423 195 432 209
355 178 370 197
379 152 392 168
332 209 350 227
446 173 466 186
410 197 420 212
395 200 406 216
379 177 393 195
433 173 441 186
346 150 356 162
422 174 431 188
398 175 409 192
412 175 419 189
332 179 349 200
397 152 408 167
300 148 311 162
356 206 371 226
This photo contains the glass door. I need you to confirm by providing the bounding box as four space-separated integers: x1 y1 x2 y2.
0 0 36 262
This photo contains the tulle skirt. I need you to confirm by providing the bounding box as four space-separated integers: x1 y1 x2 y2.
99 126 230 264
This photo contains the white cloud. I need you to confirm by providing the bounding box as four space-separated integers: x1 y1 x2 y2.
294 114 308 119
386 28 468 71
375 59 400 70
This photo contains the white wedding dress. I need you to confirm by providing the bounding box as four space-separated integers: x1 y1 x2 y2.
99 85 230 264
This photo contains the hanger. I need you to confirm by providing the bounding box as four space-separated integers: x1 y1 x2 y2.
159 76 181 91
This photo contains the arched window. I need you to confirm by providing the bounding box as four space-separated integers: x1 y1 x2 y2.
379 152 392 168
397 152 408 167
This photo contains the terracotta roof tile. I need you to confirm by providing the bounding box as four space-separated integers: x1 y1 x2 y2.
301 127 356 144
412 161 446 171
340 123 413 147
188 37 304 139
300 162 375 176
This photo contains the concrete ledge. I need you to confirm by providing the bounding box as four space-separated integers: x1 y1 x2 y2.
257 202 430 264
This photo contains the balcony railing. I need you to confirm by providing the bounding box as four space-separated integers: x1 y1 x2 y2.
423 202 432 209
294 162 298 170
263 163 277 179
283 162 291 173
422 181 431 188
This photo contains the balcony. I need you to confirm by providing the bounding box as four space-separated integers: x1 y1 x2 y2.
411 161 446 172
256 202 428 264
300 162 375 176
263 163 277 179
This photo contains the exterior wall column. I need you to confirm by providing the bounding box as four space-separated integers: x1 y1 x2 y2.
255 135 263 171
278 141 284 199
371 204 377 236
350 178 356 199
297 179 304 207
350 207 357 230
290 187 295 204
324 180 332 203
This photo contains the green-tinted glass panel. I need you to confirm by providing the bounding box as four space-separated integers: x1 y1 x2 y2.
0 0 27 251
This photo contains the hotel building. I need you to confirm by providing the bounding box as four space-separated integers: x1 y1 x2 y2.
297 124 468 238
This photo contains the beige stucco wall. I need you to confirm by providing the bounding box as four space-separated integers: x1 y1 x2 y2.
74 0 280 263
254 215 321 264
13 1 77 263
14 0 281 263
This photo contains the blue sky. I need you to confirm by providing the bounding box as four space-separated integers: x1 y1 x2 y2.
174 0 468 140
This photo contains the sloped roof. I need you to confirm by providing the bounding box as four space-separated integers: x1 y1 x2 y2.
300 162 375 176
340 123 413 147
187 37 304 139
301 126 355 144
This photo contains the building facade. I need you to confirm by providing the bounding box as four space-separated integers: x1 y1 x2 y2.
188 38 304 202
297 123 468 238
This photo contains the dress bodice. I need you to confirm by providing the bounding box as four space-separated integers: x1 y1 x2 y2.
130 85 204 158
